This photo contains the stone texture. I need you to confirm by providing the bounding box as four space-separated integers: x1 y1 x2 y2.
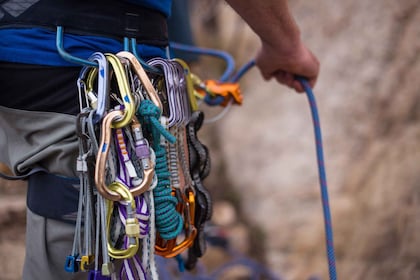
192 0 420 279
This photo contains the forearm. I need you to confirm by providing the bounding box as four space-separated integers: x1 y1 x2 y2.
225 0 301 52
225 0 319 92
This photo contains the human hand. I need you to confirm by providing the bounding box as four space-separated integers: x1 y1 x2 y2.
255 40 320 93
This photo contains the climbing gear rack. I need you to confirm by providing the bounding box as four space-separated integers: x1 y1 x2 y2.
66 49 220 279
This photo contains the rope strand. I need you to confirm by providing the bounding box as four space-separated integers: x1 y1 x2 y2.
137 100 183 240
297 76 338 280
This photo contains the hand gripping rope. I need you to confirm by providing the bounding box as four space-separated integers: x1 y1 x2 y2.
173 42 338 280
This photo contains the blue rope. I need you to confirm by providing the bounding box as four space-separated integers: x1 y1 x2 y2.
171 44 339 277
296 77 338 280
137 100 183 240
170 42 236 82
230 59 256 83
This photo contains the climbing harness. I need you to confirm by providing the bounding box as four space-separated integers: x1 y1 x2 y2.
53 24 338 280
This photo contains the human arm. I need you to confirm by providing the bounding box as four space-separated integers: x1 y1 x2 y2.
225 0 319 92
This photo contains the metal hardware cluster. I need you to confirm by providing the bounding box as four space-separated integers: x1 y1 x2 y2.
64 51 225 279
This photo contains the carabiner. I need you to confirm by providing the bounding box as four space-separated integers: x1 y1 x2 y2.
117 51 163 111
105 53 135 128
106 182 140 259
155 188 197 258
85 52 110 123
95 110 124 201
172 58 198 112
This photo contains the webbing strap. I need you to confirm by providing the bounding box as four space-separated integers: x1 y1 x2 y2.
0 0 168 44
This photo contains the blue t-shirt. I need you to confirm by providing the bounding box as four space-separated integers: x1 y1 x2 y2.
0 0 172 66
126 0 172 17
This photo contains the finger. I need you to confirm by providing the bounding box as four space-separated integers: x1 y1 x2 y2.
292 80 304 93
274 71 300 91
308 76 317 89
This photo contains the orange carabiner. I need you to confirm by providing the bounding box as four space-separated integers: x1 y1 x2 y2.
155 188 197 258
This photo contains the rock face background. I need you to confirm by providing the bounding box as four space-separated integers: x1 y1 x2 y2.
190 0 419 279
0 0 419 279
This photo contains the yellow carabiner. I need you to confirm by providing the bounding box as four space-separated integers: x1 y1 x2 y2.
80 255 94 272
84 67 99 109
95 110 124 201
105 53 135 128
173 58 198 112
116 51 163 111
106 182 140 259
190 73 208 100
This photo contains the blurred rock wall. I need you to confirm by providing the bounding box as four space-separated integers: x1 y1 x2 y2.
191 0 419 279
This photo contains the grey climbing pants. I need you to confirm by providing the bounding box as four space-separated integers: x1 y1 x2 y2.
23 209 87 280
0 105 78 178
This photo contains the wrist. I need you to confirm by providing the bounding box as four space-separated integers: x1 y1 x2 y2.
259 24 302 56
260 34 303 65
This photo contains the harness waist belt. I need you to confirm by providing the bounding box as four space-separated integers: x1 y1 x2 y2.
0 0 168 46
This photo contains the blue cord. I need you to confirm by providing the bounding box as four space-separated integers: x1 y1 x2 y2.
184 49 339 277
230 59 256 83
170 45 339 279
296 77 338 280
170 42 235 82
